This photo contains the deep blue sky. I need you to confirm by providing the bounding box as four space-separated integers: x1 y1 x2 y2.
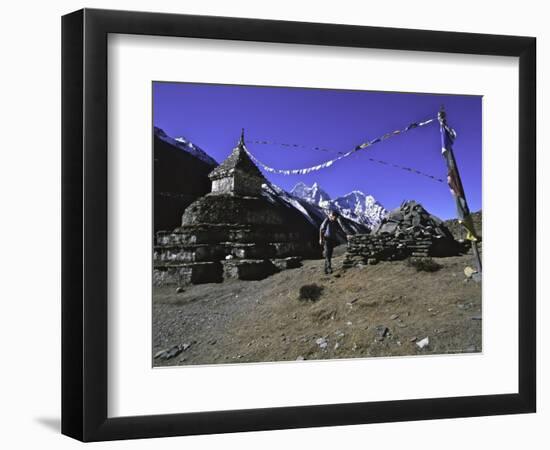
153 82 481 219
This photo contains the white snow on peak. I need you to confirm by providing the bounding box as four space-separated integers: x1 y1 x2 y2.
262 182 317 226
155 127 217 166
290 182 387 227
290 181 331 205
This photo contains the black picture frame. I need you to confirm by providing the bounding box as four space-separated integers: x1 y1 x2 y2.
61 8 536 442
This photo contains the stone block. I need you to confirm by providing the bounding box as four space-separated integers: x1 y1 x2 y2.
153 262 223 286
222 259 277 281
270 257 302 270
230 243 275 259
154 244 226 263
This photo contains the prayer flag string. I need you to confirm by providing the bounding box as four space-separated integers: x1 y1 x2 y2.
242 117 438 177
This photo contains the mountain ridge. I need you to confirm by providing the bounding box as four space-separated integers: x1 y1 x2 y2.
154 126 218 166
154 127 217 231
290 182 387 228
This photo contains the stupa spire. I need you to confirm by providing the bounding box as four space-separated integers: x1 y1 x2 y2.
208 128 265 196
239 128 245 146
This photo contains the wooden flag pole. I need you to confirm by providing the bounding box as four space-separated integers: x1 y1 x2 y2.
438 107 482 276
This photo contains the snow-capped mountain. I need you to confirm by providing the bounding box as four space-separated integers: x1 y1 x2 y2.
154 127 217 166
290 182 387 227
331 190 387 227
262 182 370 241
290 182 331 206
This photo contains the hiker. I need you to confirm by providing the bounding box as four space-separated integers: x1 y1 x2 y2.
319 210 352 274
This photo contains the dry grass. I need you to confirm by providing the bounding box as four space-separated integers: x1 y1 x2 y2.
407 257 443 272
153 247 482 366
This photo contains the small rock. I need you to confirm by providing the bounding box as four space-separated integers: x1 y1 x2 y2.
334 342 340 350
155 344 183 360
316 337 328 349
225 254 233 260
208 339 217 345
390 314 399 320
376 326 389 338
416 337 430 349
175 287 185 294
409 336 417 342
296 356 305 361
346 321 353 326
154 349 166 359
182 342 192 351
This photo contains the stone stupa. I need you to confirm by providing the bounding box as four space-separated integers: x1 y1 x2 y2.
154 131 318 286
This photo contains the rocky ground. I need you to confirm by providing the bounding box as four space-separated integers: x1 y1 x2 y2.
153 245 482 366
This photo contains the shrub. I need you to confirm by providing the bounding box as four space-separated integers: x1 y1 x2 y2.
407 257 442 273
298 284 324 302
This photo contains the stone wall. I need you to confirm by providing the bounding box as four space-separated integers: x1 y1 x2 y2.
343 233 453 267
181 195 288 227
343 200 462 267
154 220 318 286
211 177 235 195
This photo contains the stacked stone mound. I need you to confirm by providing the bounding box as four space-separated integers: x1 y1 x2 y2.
343 200 461 267
153 133 319 286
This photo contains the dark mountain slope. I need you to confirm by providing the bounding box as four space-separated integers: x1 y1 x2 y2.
154 128 216 232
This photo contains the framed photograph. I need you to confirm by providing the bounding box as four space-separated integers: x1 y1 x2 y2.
62 8 536 441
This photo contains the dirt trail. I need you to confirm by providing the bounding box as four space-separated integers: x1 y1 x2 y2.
153 247 482 366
